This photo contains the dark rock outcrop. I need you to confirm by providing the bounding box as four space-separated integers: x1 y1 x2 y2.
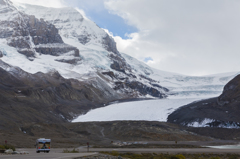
103 35 136 78
35 44 79 56
8 37 31 49
17 49 35 60
101 70 168 98
28 16 63 45
0 50 3 57
102 71 116 79
55 58 81 65
109 53 131 73
110 61 126 73
102 34 119 55
114 80 166 98
217 74 240 106
78 35 91 45
139 74 158 83
151 83 169 92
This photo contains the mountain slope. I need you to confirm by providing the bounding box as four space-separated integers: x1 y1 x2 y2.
168 74 240 128
0 59 125 131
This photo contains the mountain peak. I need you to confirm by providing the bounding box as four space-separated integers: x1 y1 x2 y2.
16 3 120 54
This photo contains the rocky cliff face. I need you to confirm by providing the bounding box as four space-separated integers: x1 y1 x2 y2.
17 4 119 55
0 0 80 61
114 81 167 98
217 74 240 106
103 34 119 55
168 74 240 128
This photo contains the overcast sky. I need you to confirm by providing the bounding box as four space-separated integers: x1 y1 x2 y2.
12 0 240 76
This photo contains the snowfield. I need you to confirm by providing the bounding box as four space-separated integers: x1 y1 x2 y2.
72 98 201 122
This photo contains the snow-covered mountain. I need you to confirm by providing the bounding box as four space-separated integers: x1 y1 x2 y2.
1 0 172 99
0 0 239 101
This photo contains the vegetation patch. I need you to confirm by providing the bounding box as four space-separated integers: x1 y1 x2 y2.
0 144 16 151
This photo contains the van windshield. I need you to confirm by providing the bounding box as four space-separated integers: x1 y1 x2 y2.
37 142 50 149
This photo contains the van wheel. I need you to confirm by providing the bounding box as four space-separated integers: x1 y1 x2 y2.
47 151 49 153
37 151 40 153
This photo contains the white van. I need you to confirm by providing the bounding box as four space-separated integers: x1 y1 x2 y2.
36 138 51 153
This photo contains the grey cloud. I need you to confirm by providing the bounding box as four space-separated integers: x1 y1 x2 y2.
105 0 240 75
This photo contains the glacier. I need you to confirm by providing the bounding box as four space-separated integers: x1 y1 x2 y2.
72 98 201 122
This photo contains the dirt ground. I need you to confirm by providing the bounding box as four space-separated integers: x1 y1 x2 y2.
1 121 239 149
